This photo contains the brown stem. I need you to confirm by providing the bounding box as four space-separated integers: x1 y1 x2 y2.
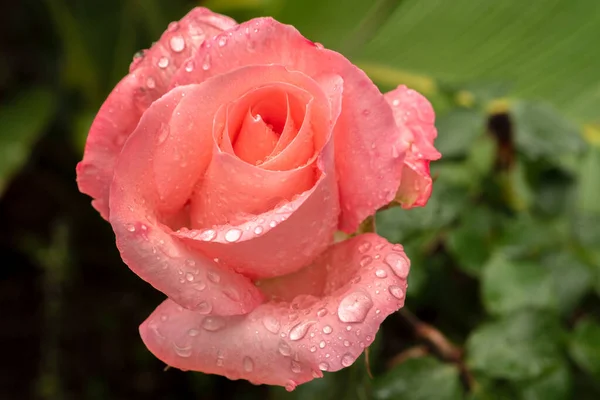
397 309 475 390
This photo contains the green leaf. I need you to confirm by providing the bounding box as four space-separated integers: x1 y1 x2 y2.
373 356 464 400
511 101 584 161
576 147 600 214
447 206 494 276
568 318 600 381
466 310 564 380
482 255 557 316
541 252 593 316
0 89 56 195
517 364 572 400
466 134 497 179
435 109 486 158
356 1 600 122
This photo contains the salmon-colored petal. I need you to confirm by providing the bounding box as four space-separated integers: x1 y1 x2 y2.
139 233 409 388
171 18 403 233
76 8 236 219
187 66 337 228
176 141 339 280
109 86 264 313
384 85 441 208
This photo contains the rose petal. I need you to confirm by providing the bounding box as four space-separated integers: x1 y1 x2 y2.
384 85 441 208
171 18 404 233
76 8 236 219
140 233 409 388
109 86 264 313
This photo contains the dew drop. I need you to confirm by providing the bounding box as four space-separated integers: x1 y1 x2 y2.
173 343 192 358
337 292 374 323
146 76 156 89
207 271 221 283
316 308 328 317
343 340 351 347
389 285 405 300
200 229 217 241
359 255 372 267
289 320 315 341
225 228 242 242
202 54 211 70
196 301 212 315
319 341 326 349
193 280 206 291
202 316 226 331
184 60 195 72
322 325 332 335
169 35 185 52
218 36 228 47
269 220 277 228
318 362 329 371
291 360 302 373
160 314 168 322
185 272 194 282
188 329 200 337
243 356 254 372
254 225 264 235
375 269 387 278
157 56 169 69
358 241 371 254
384 253 410 279
278 340 292 356
126 224 136 232
167 21 179 32
285 380 296 392
185 259 196 267
262 316 281 334
341 353 355 367
310 346 317 353
392 99 400 106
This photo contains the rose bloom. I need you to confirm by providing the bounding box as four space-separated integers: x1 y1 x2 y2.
76 7 440 390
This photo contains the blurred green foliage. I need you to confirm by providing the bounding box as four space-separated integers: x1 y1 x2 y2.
1 0 599 399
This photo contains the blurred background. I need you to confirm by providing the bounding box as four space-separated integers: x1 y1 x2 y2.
1 0 599 399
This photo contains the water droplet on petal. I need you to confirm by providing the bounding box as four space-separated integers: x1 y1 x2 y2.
319 341 326 349
126 224 136 232
278 340 291 356
289 320 315 341
262 316 281 334
188 329 199 337
310 346 317 353
218 36 228 47
207 271 221 283
199 229 216 241
184 272 194 282
392 99 400 106
316 308 328 317
243 356 254 372
146 77 156 89
193 280 206 291
225 228 242 242
167 22 179 32
185 259 196 267
384 253 410 278
291 360 302 373
173 343 193 358
285 380 296 392
184 60 194 72
202 54 211 70
269 220 277 228
157 56 169 69
253 225 263 235
338 292 373 323
343 340 351 347
318 362 329 371
202 316 226 332
389 285 405 300
375 269 387 278
359 255 372 267
169 35 185 52
341 353 355 367
322 325 332 335
358 241 372 253
196 301 212 314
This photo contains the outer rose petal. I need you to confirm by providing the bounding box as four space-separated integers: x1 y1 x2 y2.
140 234 409 389
384 85 441 208
109 86 264 314
76 8 236 219
171 18 404 232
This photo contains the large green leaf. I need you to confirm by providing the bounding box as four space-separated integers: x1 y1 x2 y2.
356 0 600 123
568 318 600 381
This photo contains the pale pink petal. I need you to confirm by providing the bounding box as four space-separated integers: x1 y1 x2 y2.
76 8 236 219
108 86 263 314
171 18 403 232
384 85 441 208
139 233 409 388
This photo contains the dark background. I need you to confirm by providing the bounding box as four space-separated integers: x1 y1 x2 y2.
1 0 599 399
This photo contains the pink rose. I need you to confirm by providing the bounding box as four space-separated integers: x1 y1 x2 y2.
76 7 440 390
